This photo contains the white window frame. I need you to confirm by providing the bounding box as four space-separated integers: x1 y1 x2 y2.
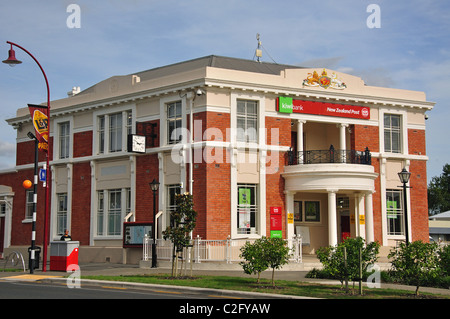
236 184 259 236
167 101 183 145
166 184 181 227
93 106 135 156
386 189 405 236
53 117 73 160
159 96 186 147
380 110 408 155
95 188 131 238
56 193 68 236
25 190 33 221
236 99 258 143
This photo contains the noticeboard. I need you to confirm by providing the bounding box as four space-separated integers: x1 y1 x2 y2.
123 222 153 248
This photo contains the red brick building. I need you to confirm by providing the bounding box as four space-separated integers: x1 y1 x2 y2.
0 56 434 263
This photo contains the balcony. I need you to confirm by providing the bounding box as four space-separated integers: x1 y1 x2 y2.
287 145 372 166
283 145 377 194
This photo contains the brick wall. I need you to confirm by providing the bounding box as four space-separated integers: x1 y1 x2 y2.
409 163 429 241
1 168 51 246
408 129 426 155
73 131 93 157
351 124 379 152
135 153 159 222
71 162 91 244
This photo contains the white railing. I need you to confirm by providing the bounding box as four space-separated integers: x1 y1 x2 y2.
143 235 303 264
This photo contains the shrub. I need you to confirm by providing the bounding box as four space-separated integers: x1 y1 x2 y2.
316 237 380 289
240 236 291 287
388 240 441 296
239 239 268 283
438 244 450 276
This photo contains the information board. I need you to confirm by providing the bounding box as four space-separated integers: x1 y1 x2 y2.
123 222 153 248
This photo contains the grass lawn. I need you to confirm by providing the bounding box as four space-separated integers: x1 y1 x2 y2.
80 274 450 299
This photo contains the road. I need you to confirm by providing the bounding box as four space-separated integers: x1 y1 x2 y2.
0 280 224 299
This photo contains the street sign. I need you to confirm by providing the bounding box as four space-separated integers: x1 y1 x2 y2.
39 169 46 182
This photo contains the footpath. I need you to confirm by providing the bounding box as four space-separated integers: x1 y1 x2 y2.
1 258 449 298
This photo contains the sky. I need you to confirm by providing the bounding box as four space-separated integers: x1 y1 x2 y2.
0 0 449 182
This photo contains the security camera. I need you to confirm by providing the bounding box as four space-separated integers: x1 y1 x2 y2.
196 89 204 96
424 114 429 120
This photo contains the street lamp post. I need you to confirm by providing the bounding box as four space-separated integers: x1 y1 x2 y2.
3 41 51 271
27 132 39 273
150 179 160 268
398 168 412 246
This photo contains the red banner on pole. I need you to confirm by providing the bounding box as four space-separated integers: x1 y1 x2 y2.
28 104 49 152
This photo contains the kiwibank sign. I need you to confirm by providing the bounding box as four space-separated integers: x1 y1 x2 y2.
277 96 370 120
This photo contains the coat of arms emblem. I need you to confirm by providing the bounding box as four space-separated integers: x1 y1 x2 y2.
303 69 347 90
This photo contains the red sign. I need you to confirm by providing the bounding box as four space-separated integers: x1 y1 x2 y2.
270 207 282 231
277 97 370 120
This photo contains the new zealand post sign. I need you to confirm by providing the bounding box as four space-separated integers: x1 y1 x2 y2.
28 104 49 152
277 96 370 120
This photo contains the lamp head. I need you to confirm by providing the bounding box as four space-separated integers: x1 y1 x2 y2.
150 178 160 192
398 168 411 184
2 45 22 67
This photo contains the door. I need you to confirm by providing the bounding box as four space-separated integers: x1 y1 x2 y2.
340 215 350 242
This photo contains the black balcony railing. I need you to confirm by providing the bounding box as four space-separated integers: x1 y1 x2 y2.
287 145 372 166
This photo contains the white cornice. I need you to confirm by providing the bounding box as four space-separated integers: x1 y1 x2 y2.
204 79 435 111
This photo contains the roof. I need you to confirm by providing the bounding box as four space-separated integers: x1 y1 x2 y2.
429 210 450 220
429 227 450 235
76 55 304 97
134 55 305 82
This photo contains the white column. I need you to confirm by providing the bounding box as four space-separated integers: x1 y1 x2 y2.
285 191 295 241
297 120 305 153
365 192 374 243
338 124 348 163
327 189 338 246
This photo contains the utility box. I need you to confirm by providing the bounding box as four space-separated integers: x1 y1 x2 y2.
50 241 79 271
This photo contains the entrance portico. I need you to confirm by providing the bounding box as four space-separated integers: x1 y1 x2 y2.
283 163 377 250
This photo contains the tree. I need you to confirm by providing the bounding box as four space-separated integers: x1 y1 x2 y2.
264 237 291 287
428 163 450 215
239 239 268 284
316 237 380 291
240 237 291 287
162 192 197 277
388 240 441 296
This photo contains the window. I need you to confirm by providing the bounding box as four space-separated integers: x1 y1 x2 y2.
96 188 130 237
57 193 68 236
237 184 258 234
109 113 122 152
97 110 133 154
294 201 302 221
59 122 70 159
167 101 182 144
386 189 404 236
305 201 320 222
25 190 33 220
294 200 321 223
237 100 258 143
167 184 181 226
384 114 402 153
98 116 105 154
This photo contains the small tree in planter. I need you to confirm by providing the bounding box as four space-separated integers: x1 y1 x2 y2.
162 192 197 277
240 236 291 287
316 237 380 293
264 237 291 287
388 240 441 296
239 239 268 284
